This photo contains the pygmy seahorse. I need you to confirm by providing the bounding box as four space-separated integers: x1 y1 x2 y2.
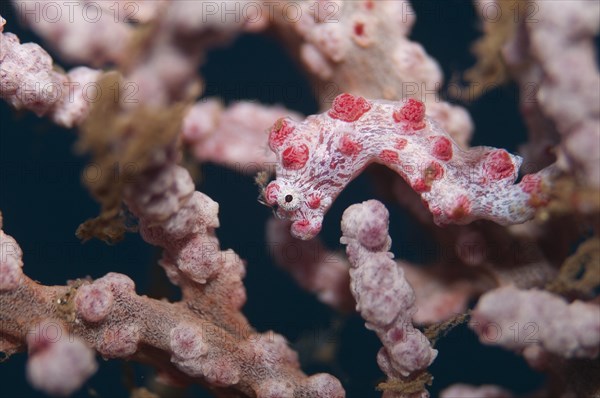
263 93 555 240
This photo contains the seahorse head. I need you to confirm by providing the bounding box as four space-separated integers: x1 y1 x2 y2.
263 177 329 240
262 94 375 240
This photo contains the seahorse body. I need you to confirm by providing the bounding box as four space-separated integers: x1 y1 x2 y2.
265 94 553 240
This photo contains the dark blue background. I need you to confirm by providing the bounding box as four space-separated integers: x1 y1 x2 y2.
1 1 543 397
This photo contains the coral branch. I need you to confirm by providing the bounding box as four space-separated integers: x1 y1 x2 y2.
294 0 430 99
340 200 437 397
11 0 134 65
272 0 474 141
503 0 600 186
182 99 303 172
285 0 437 103
440 384 513 398
0 16 100 127
0 220 345 397
25 321 98 397
265 94 557 239
470 285 600 359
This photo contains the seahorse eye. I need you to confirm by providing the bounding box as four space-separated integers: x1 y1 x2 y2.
278 189 303 212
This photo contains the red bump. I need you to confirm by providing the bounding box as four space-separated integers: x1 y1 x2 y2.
421 198 430 210
282 144 309 170
424 161 444 181
338 134 362 156
431 136 453 161
413 178 430 193
328 93 372 122
291 219 322 239
295 219 310 228
307 193 321 209
448 195 471 220
484 150 515 180
269 118 295 150
520 174 541 194
379 149 400 164
395 138 408 150
354 22 364 36
402 163 416 174
393 98 426 130
520 174 548 207
415 162 443 193
264 182 280 205
365 0 374 10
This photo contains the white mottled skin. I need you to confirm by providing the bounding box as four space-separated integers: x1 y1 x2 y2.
267 94 556 240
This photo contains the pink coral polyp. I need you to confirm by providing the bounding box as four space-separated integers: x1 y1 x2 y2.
75 283 114 323
328 93 372 122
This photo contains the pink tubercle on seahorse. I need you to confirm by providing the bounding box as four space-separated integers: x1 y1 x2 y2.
264 93 556 240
